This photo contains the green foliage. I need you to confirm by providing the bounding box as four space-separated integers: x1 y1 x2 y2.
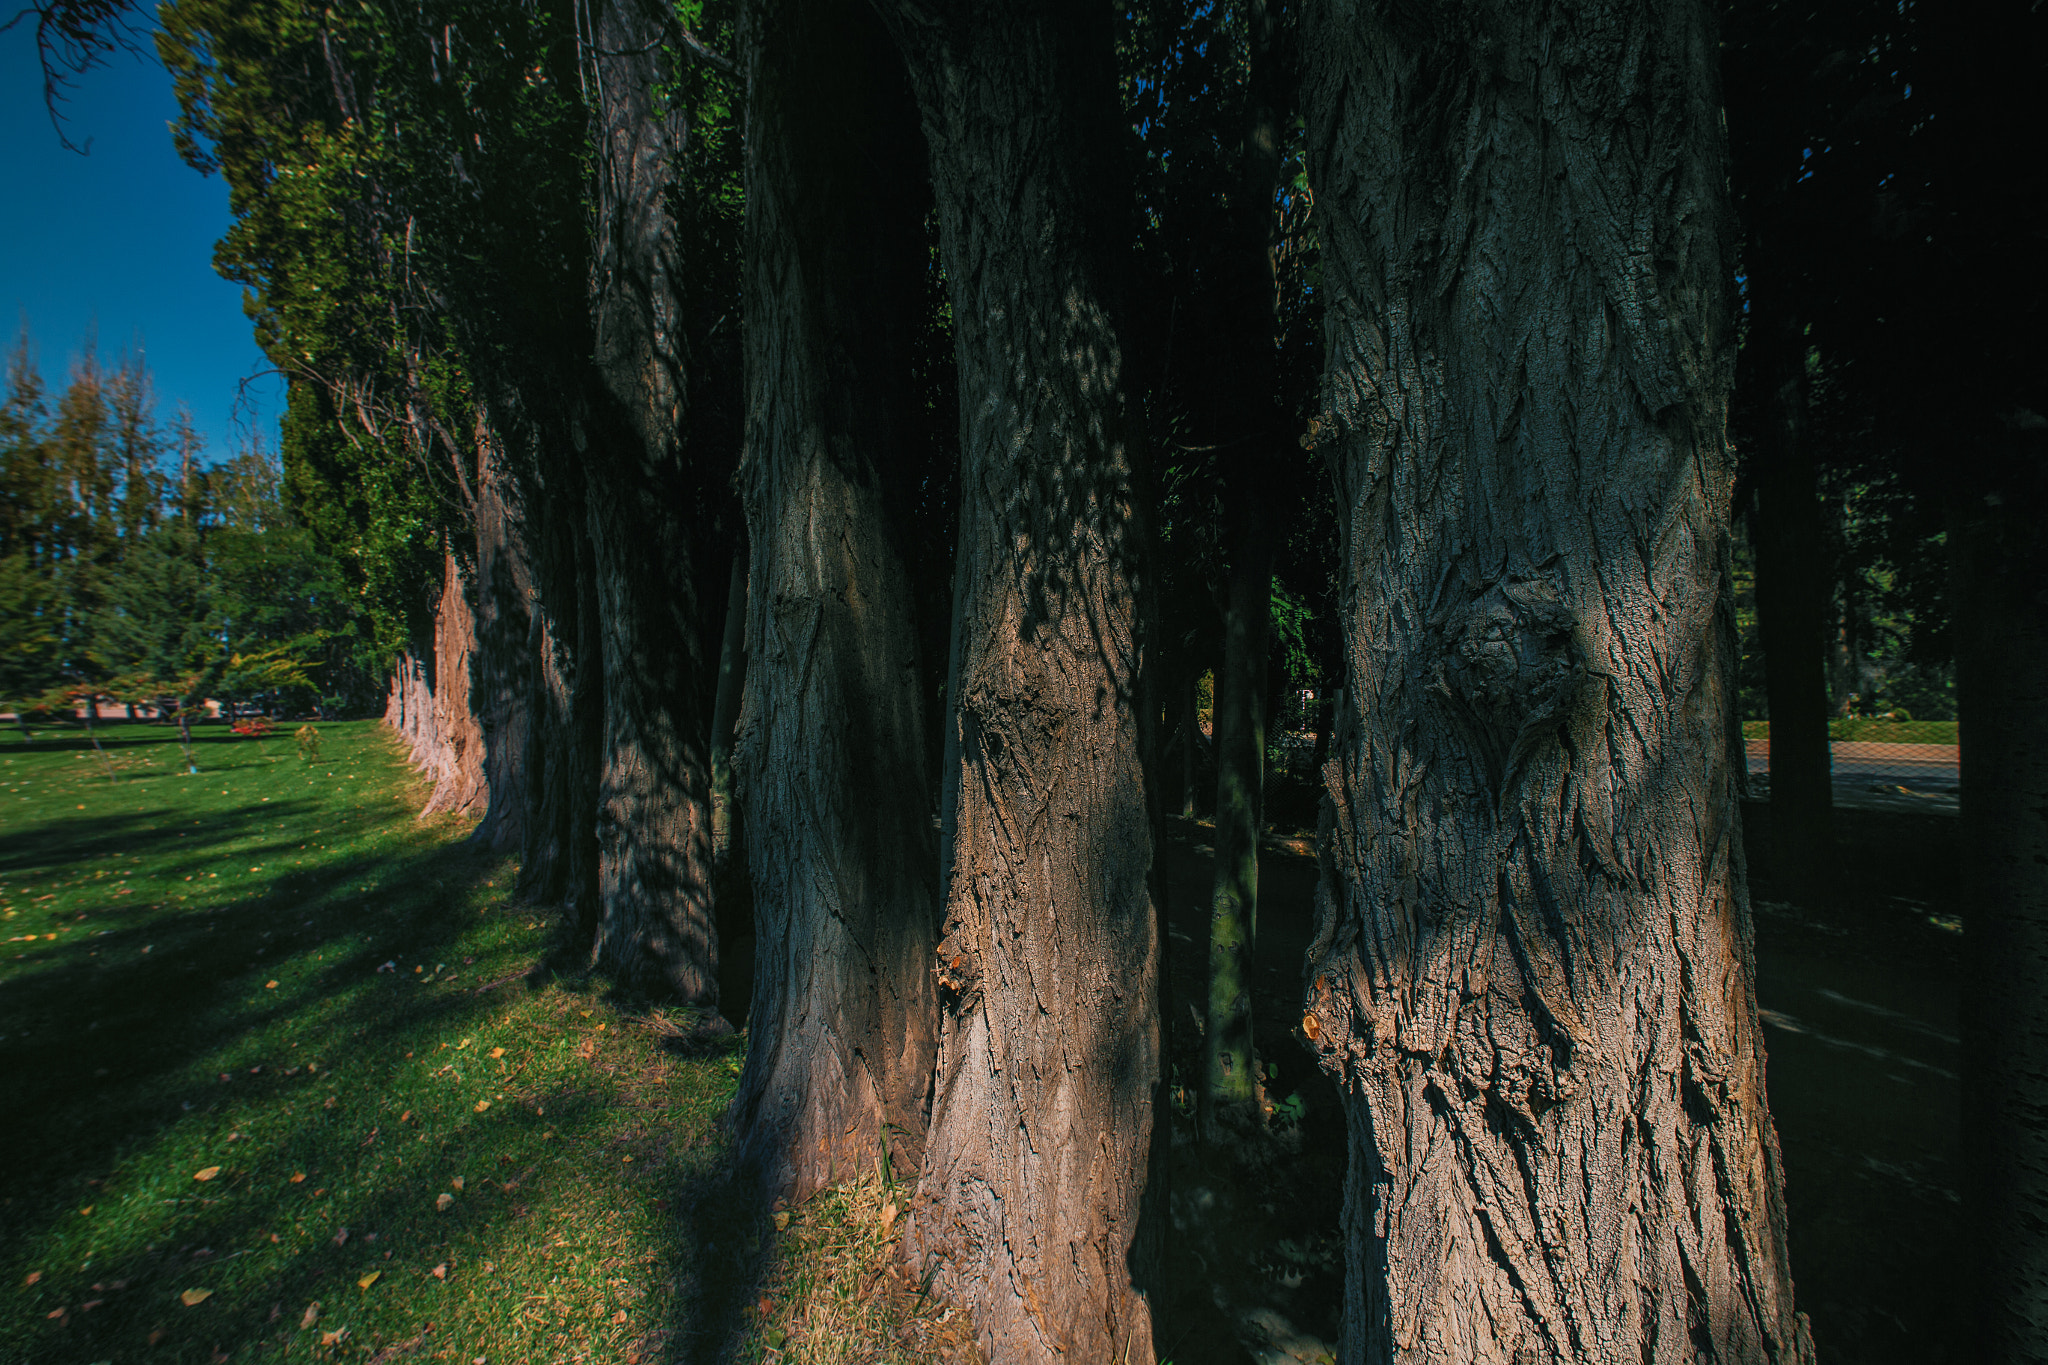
0 328 377 718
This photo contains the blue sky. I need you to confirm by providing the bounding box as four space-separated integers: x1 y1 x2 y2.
0 25 284 464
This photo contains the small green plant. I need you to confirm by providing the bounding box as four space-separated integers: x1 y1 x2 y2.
295 723 323 762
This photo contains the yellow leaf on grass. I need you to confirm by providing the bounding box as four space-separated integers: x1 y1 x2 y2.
488 1047 504 1059
194 1166 221 1182
432 1263 448 1279
78 1205 93 1216
772 1211 790 1231
436 1193 454 1212
356 1271 380 1291
265 980 279 989
290 1172 306 1183
474 1100 490 1113
451 1177 465 1191
180 1288 212 1306
301 1302 319 1328
320 1328 347 1347
880 1202 898 1230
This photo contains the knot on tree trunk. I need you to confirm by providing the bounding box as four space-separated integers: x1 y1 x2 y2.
1436 571 1601 798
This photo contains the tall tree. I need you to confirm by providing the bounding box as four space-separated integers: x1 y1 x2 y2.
572 0 729 1005
726 0 939 1200
1297 1 1810 1358
877 1 1163 1358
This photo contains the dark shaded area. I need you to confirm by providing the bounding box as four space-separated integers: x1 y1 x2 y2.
1151 801 1959 1364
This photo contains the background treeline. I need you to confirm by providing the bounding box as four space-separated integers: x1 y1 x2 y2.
0 333 386 726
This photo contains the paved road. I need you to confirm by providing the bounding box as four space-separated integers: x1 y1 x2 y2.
1746 740 1959 812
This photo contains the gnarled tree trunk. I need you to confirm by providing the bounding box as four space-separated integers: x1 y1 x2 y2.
421 549 488 820
470 418 532 853
518 455 603 934
880 3 1161 1359
727 0 939 1202
560 0 721 1005
1298 2 1811 1359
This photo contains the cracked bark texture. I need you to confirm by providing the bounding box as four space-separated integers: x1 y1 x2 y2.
420 549 487 821
469 439 531 854
726 0 939 1204
879 2 1161 1359
574 0 720 1004
1298 2 1811 1361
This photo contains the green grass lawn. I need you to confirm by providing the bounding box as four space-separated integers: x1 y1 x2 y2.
0 721 948 1365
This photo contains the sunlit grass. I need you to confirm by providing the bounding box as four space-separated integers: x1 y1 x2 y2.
0 721 744 1364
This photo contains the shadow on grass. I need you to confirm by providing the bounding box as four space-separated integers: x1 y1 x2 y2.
2 727 779 1364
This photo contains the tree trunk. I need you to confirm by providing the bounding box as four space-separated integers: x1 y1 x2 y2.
1202 4 1289 1136
576 0 720 1007
518 463 603 934
1956 487 2048 1360
1298 3 1811 1360
727 0 939 1203
1203 520 1275 1132
421 550 488 820
1743 310 1837 906
879 4 1161 1359
709 548 748 867
469 435 531 853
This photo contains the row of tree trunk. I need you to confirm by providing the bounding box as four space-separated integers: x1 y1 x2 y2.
361 0 1951 1358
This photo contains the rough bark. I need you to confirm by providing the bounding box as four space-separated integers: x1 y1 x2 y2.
879 4 1161 1359
420 550 488 821
518 459 602 933
572 0 720 1006
469 439 532 854
1298 3 1811 1360
709 549 748 867
726 0 939 1202
1956 486 2048 1360
1742 312 1837 906
384 644 447 784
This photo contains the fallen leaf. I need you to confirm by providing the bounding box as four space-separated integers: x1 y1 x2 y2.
194 1166 222 1182
772 1211 790 1231
611 1308 628 1323
356 1271 380 1291
488 1047 504 1059
451 1176 465 1191
332 1229 349 1247
880 1201 898 1230
79 1205 93 1216
265 980 279 989
81 1299 103 1311
46 1307 66 1320
436 1193 454 1212
320 1327 347 1346
301 1303 320 1328
431 1264 448 1280
180 1288 213 1306
290 1172 306 1183
473 1100 490 1113
150 1329 167 1345
24 1271 40 1286
399 1111 411 1123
